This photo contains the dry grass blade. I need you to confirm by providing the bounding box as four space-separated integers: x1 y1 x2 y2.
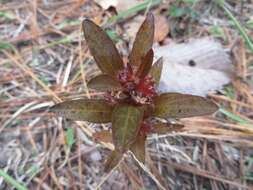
130 151 167 190
3 50 61 102
157 159 252 189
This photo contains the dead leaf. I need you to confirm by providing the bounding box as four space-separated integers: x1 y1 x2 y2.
125 14 169 44
94 0 139 11
93 130 112 143
154 15 169 42
154 38 233 96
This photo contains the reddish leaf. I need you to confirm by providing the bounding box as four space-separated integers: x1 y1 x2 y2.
153 93 218 118
50 99 113 123
129 12 154 67
150 122 184 134
112 105 144 151
93 130 112 143
136 49 154 79
87 74 122 91
150 57 163 86
82 19 124 76
104 150 123 173
130 132 146 163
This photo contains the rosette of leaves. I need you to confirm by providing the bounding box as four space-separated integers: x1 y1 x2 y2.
51 13 218 172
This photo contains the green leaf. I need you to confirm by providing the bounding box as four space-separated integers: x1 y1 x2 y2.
0 11 16 20
112 105 144 151
149 57 163 86
129 12 154 67
82 20 124 76
153 93 218 118
208 25 227 42
150 122 184 134
66 127 75 149
216 1 253 52
0 169 27 190
87 74 122 91
0 41 15 50
105 29 121 42
246 19 253 30
104 150 123 173
56 19 80 30
50 99 113 123
168 5 188 18
130 132 146 163
219 108 253 126
136 49 154 79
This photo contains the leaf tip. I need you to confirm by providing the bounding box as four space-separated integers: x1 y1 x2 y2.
146 12 154 23
208 100 219 114
82 19 93 27
104 150 123 173
82 19 98 36
49 103 66 118
49 103 60 113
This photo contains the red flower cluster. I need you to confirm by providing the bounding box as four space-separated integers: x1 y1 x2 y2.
116 63 157 105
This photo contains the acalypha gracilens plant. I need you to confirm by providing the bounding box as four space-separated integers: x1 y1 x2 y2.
51 13 218 172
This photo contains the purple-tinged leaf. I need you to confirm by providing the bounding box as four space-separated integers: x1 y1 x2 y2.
153 93 218 118
93 130 112 143
50 99 113 123
150 57 163 86
136 49 154 79
104 150 123 173
82 19 124 76
129 12 154 67
112 105 144 151
130 133 146 163
150 122 184 134
87 74 122 91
